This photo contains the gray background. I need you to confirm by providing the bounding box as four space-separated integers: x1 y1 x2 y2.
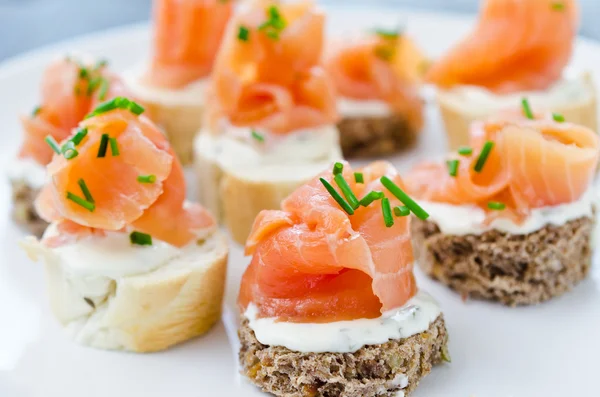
0 0 598 61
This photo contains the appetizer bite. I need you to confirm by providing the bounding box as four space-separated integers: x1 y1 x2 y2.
407 111 599 306
326 28 426 157
10 57 133 236
238 161 448 397
125 0 233 164
21 98 228 353
195 0 341 244
426 0 596 150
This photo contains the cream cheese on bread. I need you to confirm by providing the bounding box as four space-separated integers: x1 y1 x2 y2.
8 157 47 189
337 97 392 118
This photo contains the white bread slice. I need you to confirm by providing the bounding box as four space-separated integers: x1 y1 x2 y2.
436 73 598 150
194 124 343 244
125 69 207 165
21 226 228 353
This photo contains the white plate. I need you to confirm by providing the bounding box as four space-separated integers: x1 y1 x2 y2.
1 5 600 397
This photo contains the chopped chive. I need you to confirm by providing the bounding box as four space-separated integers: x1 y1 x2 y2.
77 178 94 203
473 141 495 173
333 162 344 175
552 112 565 123
128 100 145 115
354 172 364 184
97 134 109 158
137 174 157 184
487 201 506 211
334 173 360 209
61 141 79 160
374 45 394 61
374 27 401 40
66 191 95 212
85 97 145 118
45 136 61 154
95 59 108 69
238 25 250 41
446 159 459 177
380 176 429 220
130 231 153 246
521 98 534 120
394 206 410 217
98 78 109 100
320 177 354 215
109 137 119 156
86 98 119 118
258 5 286 40
457 146 473 156
381 198 394 227
359 191 384 207
551 2 565 11
32 106 42 116
71 128 88 145
87 76 102 96
79 67 89 79
251 129 264 142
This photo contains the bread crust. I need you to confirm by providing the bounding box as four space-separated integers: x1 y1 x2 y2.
239 315 448 397
22 230 228 353
437 74 598 150
411 216 594 306
10 179 47 237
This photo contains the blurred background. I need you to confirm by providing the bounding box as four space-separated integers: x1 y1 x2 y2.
0 0 598 61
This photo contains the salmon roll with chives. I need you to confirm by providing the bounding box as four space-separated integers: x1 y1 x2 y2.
21 98 228 353
125 0 233 164
407 104 599 306
194 0 342 244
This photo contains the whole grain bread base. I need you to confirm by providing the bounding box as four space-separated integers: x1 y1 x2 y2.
411 216 594 306
337 113 419 158
11 179 47 237
239 315 448 397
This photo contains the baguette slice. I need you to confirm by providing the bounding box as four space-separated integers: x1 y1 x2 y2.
125 70 207 165
21 227 228 353
194 126 343 244
437 73 598 150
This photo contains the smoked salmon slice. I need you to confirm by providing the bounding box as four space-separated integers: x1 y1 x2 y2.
35 102 214 248
210 0 338 134
239 161 417 323
425 0 580 93
406 117 599 215
20 57 137 165
144 0 234 89
325 31 426 130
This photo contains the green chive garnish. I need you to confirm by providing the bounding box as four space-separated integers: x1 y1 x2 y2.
381 197 394 227
487 201 506 211
98 78 109 100
45 136 61 154
359 191 384 207
95 59 108 69
79 67 89 79
552 112 565 122
97 134 109 158
137 174 157 184
380 176 429 220
473 141 495 173
374 27 401 40
551 2 565 11
334 173 360 209
130 231 153 246
32 106 42 116
238 25 250 41
85 97 145 119
333 162 344 175
77 178 94 203
258 5 286 40
71 128 88 145
374 46 394 61
457 146 472 156
354 172 364 184
61 141 79 160
109 137 119 156
66 191 95 212
394 206 410 217
446 159 459 177
521 98 534 120
87 76 101 96
320 177 354 215
251 130 264 142
128 101 145 115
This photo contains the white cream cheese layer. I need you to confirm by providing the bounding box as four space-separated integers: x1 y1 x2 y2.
337 97 392 118
419 188 595 236
195 122 342 182
244 290 441 353
7 157 47 188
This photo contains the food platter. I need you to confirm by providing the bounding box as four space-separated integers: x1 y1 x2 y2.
1 5 600 397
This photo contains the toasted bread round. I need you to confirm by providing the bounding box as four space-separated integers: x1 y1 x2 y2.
21 228 228 353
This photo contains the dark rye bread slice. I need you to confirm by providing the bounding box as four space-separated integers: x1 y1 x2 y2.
239 316 448 397
11 179 47 237
337 114 418 158
411 216 594 306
